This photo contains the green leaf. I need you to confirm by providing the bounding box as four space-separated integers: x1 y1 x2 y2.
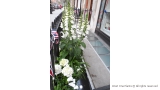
60 43 65 49
81 42 86 48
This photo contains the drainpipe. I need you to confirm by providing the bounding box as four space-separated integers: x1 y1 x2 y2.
73 0 75 10
80 0 82 15
76 0 78 17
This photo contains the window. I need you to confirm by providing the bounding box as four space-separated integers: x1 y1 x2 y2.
96 0 110 37
100 0 110 36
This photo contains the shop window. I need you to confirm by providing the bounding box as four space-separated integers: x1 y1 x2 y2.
100 0 110 36
96 0 110 37
100 11 110 36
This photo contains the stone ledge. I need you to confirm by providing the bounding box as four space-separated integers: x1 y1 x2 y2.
83 38 110 89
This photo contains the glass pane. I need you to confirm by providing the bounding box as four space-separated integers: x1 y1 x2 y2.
99 55 110 67
89 40 103 47
87 31 110 70
96 0 106 28
93 47 110 54
88 37 98 41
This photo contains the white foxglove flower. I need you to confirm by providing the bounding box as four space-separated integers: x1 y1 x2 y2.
76 29 81 34
67 77 73 82
71 17 75 20
87 26 90 30
65 27 69 31
80 85 83 89
80 46 84 50
65 16 69 18
72 25 76 28
78 35 81 38
83 31 86 34
61 32 68 38
70 37 72 40
85 36 88 39
61 32 65 38
80 28 83 31
77 68 80 72
72 79 75 83
55 64 62 75
71 30 75 35
60 22 63 28
86 30 89 35
74 85 78 89
72 35 76 39
60 59 69 67
71 20 74 24
81 26 84 29
65 32 69 36
52 77 54 80
62 65 73 77
69 82 75 88
77 31 81 35
64 22 68 25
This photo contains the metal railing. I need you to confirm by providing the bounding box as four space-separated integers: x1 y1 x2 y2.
50 12 63 90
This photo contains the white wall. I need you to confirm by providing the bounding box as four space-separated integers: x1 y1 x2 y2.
74 0 81 9
90 0 101 33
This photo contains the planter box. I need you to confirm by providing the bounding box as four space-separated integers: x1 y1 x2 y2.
93 85 110 90
76 73 92 90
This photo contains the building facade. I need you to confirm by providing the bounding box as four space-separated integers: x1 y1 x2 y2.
90 0 110 46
